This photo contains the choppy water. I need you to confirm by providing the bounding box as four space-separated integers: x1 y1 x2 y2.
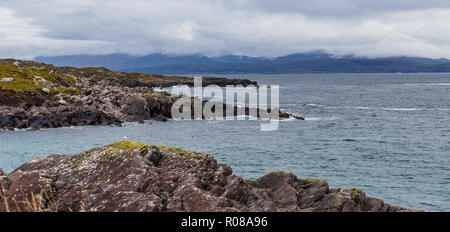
1 73 450 211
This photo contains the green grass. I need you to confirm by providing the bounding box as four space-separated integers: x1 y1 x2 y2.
0 63 43 93
0 62 78 96
0 78 42 93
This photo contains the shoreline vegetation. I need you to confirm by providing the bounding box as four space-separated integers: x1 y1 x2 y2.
0 59 302 131
0 141 418 212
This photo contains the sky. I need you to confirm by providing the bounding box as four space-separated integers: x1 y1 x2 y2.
1 0 450 59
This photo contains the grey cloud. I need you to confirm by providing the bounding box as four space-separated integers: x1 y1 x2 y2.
1 0 450 59
226 0 450 17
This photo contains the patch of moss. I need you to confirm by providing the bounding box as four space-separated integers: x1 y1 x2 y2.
99 141 149 162
110 141 147 150
147 92 173 102
188 153 214 161
304 178 327 187
270 171 293 177
51 87 81 96
156 145 185 152
344 187 365 198
60 67 116 79
156 145 213 161
71 158 82 169
22 66 62 84
65 75 76 85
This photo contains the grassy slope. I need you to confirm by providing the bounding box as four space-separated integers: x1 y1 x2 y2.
0 62 78 95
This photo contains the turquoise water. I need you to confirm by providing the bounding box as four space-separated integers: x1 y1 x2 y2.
1 73 450 211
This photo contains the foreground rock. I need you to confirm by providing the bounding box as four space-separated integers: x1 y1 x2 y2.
0 141 414 212
0 59 302 130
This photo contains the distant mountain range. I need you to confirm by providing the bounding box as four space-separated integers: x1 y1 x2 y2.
34 52 450 74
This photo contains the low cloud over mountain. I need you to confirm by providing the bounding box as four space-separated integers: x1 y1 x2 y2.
35 52 450 74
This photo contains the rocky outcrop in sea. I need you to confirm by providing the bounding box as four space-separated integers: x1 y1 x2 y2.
0 141 415 212
0 59 302 130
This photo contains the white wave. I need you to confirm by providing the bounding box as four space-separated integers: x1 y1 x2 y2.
65 126 83 130
305 116 339 121
404 83 450 86
376 107 449 111
152 87 164 92
204 116 259 121
165 85 192 96
306 104 323 107
380 107 422 111
270 116 299 121
304 117 321 121
326 106 446 111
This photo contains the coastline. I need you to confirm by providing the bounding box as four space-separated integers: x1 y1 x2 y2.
0 59 301 131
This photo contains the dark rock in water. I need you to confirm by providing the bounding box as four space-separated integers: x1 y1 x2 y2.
293 115 305 120
153 114 168 122
0 142 418 212
0 168 5 176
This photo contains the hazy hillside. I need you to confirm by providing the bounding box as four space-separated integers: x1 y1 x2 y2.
35 52 450 74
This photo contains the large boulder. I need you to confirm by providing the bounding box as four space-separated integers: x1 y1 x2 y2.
125 97 150 121
0 141 417 212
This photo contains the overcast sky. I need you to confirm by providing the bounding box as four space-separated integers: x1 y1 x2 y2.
1 0 450 59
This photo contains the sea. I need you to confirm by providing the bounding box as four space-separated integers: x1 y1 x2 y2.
1 73 449 211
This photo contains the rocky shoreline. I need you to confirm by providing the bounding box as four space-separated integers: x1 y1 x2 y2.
0 141 416 212
0 59 302 131
0 60 410 212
